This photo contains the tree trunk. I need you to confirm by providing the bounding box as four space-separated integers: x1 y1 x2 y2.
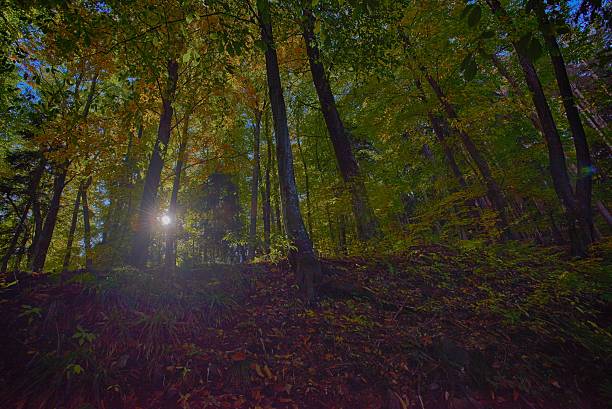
419 66 513 237
62 184 82 272
13 224 30 272
429 113 467 188
130 59 179 268
295 117 313 239
302 7 378 241
249 111 263 260
2 158 44 273
489 52 543 132
30 165 68 272
485 0 591 256
258 0 320 300
82 176 93 270
596 201 612 226
29 193 43 264
165 114 190 270
535 2 593 240
1 200 32 274
261 109 272 254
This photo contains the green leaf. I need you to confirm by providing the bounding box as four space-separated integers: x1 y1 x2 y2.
468 5 482 27
480 30 495 39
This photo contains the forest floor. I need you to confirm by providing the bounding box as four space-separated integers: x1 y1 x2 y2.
0 242 611 409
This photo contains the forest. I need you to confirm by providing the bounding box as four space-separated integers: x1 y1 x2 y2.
0 0 610 407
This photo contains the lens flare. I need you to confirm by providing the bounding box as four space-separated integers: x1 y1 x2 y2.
161 215 172 226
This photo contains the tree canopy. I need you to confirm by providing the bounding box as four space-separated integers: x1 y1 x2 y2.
0 0 610 407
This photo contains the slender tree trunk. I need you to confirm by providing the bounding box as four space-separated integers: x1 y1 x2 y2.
14 224 30 272
261 110 272 254
2 158 44 273
259 0 320 300
30 166 68 272
596 201 612 226
419 66 513 237
295 118 313 239
486 0 591 256
1 200 32 274
489 52 543 132
429 114 467 188
249 111 263 260
29 195 42 264
535 2 593 240
131 59 179 268
302 7 378 241
62 184 82 272
338 213 347 254
165 114 190 269
82 176 92 270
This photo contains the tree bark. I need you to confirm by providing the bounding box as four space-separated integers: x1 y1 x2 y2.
81 176 93 270
30 165 68 272
429 114 467 188
489 52 543 132
261 109 272 254
1 200 32 274
249 111 263 260
419 66 513 237
295 116 313 239
485 0 591 256
258 0 320 300
596 201 612 226
301 7 378 241
2 158 44 273
130 59 179 268
165 113 190 269
62 183 82 272
535 1 593 239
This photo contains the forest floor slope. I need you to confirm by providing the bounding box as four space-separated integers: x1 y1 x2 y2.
0 242 610 408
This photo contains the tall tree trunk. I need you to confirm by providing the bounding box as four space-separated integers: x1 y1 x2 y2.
14 224 30 272
295 117 313 239
418 65 513 237
249 111 263 260
489 52 543 132
62 184 82 272
429 113 468 188
165 114 190 269
485 0 591 256
30 165 68 272
258 0 320 300
2 158 44 273
535 2 594 240
29 193 43 264
302 7 378 241
130 59 179 268
261 109 272 254
415 78 468 188
82 176 93 270
1 200 32 274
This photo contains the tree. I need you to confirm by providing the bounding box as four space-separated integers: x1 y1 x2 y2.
301 4 379 241
257 0 320 300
